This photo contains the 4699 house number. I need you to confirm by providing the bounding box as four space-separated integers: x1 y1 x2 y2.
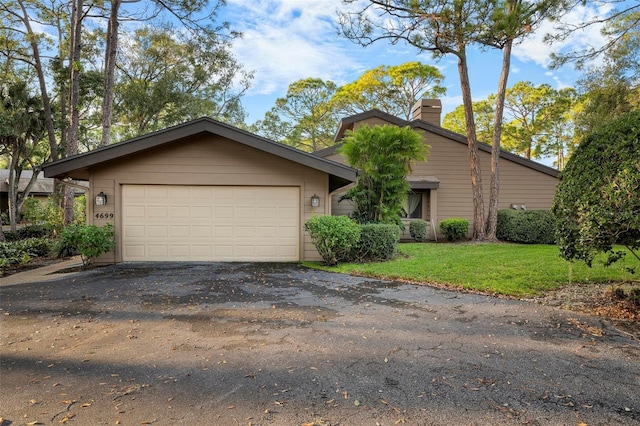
95 212 114 219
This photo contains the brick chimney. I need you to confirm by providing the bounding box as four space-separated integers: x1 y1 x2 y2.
412 99 442 126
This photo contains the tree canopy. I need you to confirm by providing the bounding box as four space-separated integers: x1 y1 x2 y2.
332 62 446 120
552 110 640 269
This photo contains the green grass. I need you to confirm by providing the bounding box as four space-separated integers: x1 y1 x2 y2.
303 243 640 297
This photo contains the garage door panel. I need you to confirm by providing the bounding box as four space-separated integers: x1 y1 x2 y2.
122 185 299 261
124 225 145 238
147 245 169 257
147 186 169 199
125 206 145 218
169 206 189 218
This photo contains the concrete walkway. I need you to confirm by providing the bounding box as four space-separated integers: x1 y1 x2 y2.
0 256 84 286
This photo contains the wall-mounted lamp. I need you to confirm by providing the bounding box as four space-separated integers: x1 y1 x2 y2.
95 191 107 206
511 204 519 210
311 194 320 208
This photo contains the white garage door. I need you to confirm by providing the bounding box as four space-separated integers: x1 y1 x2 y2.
122 185 300 261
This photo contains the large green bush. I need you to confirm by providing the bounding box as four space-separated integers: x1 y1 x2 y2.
497 209 556 244
355 223 399 261
304 215 361 266
553 110 640 268
409 220 428 242
56 223 115 266
440 218 469 242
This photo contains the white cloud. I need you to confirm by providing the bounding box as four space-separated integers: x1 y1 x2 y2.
227 0 363 95
513 3 613 68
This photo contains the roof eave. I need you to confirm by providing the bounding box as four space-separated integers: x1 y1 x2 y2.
43 117 358 183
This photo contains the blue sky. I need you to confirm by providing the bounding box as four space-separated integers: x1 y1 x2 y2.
221 0 615 125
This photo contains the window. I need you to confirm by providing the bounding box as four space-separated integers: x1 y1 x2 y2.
402 193 422 219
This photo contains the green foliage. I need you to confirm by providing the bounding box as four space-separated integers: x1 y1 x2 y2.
56 223 115 265
409 220 428 242
4 224 53 241
113 25 251 142
355 223 400 262
340 124 427 226
442 98 495 143
440 218 469 242
311 243 640 297
15 195 85 234
21 197 45 225
304 215 361 266
553 110 640 269
56 224 83 258
332 62 446 120
496 209 556 244
255 78 338 152
0 237 54 271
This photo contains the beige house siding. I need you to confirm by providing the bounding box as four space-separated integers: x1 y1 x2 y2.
87 134 328 263
325 126 558 239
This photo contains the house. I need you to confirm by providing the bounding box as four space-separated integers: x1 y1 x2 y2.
42 117 357 263
1 170 54 216
315 99 560 240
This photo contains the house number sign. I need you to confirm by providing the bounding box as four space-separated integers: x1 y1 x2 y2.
95 212 115 219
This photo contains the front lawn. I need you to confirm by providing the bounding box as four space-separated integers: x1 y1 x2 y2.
304 242 640 297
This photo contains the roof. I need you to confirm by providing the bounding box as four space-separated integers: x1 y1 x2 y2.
0 170 53 194
316 110 560 179
42 117 358 192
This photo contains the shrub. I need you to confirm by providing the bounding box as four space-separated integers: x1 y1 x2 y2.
440 218 469 242
21 197 46 225
304 215 361 266
0 237 54 272
56 224 83 258
409 220 428 242
56 223 115 265
497 209 556 244
356 223 400 261
4 224 54 241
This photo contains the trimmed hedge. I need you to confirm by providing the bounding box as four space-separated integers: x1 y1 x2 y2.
409 220 428 242
497 209 556 244
440 218 469 242
304 215 361 266
356 223 400 261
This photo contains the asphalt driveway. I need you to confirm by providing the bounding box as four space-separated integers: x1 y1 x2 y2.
1 262 638 425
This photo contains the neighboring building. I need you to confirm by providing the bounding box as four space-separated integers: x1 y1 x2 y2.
0 170 54 216
315 99 560 240
43 117 357 263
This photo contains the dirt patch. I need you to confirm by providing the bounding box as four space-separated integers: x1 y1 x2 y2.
531 282 639 337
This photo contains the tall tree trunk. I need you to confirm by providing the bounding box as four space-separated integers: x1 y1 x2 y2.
486 38 513 241
16 0 59 161
101 0 120 147
64 0 83 225
8 151 19 231
456 50 485 240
